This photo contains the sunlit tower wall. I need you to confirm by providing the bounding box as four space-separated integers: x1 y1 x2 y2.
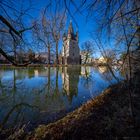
62 21 81 65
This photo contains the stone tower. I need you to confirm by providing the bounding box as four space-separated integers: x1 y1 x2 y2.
62 21 81 65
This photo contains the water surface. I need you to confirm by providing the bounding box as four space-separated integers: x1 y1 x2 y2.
0 66 119 131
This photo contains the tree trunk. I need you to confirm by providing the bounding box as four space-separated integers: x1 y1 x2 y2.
48 44 51 64
13 41 16 63
56 41 59 64
64 44 67 65
85 54 88 64
0 48 32 66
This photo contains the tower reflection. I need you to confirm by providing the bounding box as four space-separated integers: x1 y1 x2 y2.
62 66 81 104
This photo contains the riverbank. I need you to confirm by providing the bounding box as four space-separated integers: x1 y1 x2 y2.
0 64 82 68
22 73 138 139
0 63 99 68
1 72 140 139
26 83 139 139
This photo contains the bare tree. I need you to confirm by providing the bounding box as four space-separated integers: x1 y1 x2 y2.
0 0 35 66
32 8 53 64
32 5 66 65
81 41 94 64
50 10 66 64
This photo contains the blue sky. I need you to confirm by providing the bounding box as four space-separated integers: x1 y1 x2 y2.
2 0 100 57
22 0 95 48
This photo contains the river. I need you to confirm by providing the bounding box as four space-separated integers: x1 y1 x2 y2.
0 66 120 131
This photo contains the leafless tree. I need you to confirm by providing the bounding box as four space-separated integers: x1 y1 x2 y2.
0 0 35 66
50 10 66 64
32 11 52 64
32 4 66 65
81 41 94 64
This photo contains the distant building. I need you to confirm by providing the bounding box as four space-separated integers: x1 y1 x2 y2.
35 52 48 63
80 51 94 64
61 21 81 65
98 56 108 64
35 52 55 64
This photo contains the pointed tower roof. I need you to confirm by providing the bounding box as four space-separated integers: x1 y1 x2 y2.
68 20 74 34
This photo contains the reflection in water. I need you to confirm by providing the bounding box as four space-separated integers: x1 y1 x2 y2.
0 66 120 133
98 66 108 73
34 70 39 77
81 66 91 77
81 67 93 88
62 66 81 104
0 103 38 131
97 66 117 84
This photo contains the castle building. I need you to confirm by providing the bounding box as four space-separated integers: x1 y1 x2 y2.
61 21 81 64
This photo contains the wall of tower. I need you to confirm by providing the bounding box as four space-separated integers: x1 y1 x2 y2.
61 22 81 65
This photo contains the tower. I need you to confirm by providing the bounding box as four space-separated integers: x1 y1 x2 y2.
62 21 81 65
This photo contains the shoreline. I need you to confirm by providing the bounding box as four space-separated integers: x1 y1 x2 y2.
1 79 140 139
0 63 101 68
27 80 140 140
23 78 139 139
1 67 139 139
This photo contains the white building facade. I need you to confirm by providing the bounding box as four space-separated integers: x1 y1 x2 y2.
61 21 81 64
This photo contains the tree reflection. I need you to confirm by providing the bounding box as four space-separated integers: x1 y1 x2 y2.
0 102 38 131
55 67 59 95
0 69 38 132
28 68 35 79
0 66 119 136
0 70 4 95
80 67 94 91
33 67 65 113
97 66 115 84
